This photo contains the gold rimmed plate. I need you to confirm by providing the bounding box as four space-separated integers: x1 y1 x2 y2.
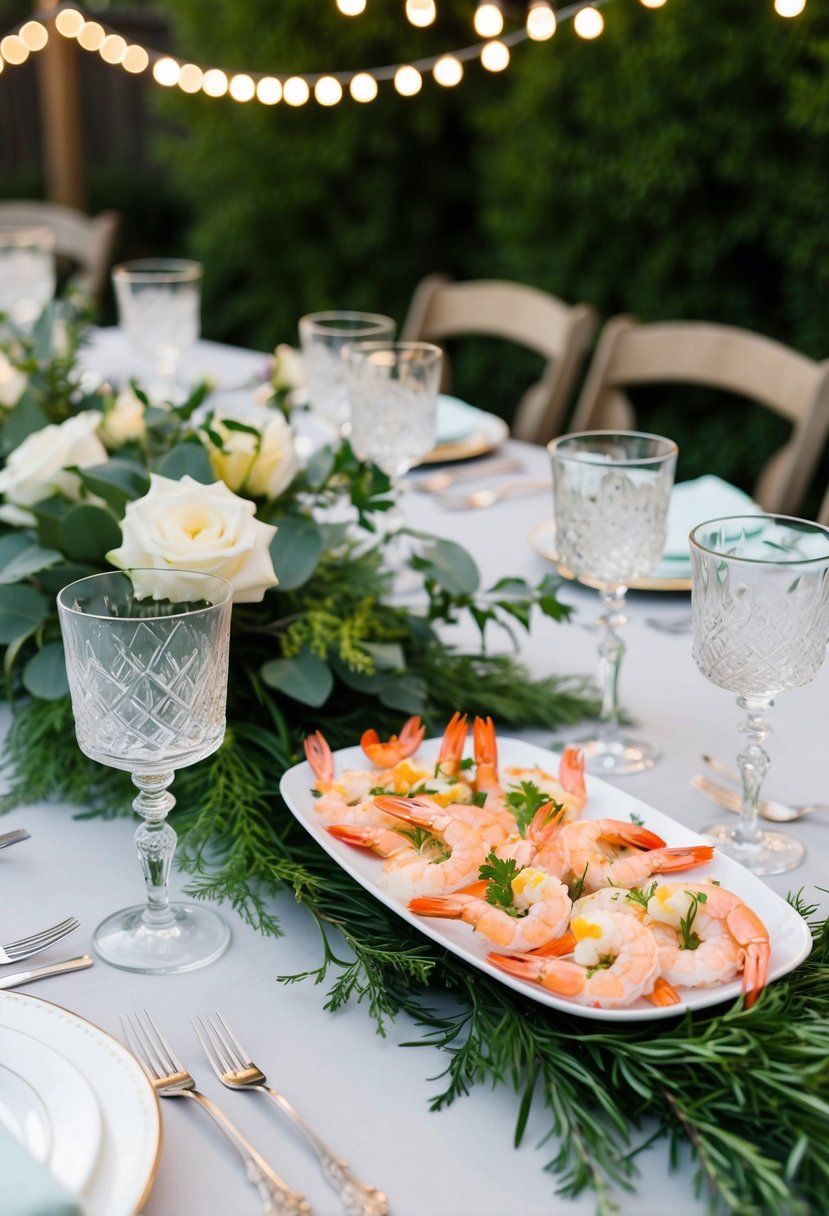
529 518 693 593
419 395 509 465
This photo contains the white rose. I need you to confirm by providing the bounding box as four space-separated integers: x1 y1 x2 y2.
205 413 299 500
272 344 305 392
0 352 27 408
100 386 147 448
107 473 278 604
0 410 108 524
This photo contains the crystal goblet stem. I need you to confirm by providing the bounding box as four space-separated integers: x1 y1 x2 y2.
596 585 627 732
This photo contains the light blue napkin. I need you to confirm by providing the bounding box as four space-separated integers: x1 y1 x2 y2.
0 1123 85 1216
436 394 480 444
663 475 760 561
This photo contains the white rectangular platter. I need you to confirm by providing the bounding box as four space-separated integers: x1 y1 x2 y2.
280 734 812 1023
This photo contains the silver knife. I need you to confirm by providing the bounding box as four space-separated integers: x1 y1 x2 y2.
0 955 94 989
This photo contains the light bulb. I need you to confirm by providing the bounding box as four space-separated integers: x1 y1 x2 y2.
640 0 668 6
774 0 806 13
257 77 282 105
178 63 204 93
394 65 422 96
55 9 85 38
0 35 28 65
480 40 510 72
229 73 256 102
19 22 48 52
315 75 343 106
202 68 229 97
99 35 128 65
406 0 436 27
350 72 378 102
122 45 149 74
283 77 311 106
433 55 463 86
474 3 503 38
337 0 367 13
573 6 604 38
152 56 181 87
77 22 105 52
527 2 557 40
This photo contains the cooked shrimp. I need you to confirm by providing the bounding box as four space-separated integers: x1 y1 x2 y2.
490 909 662 1008
473 716 587 824
644 881 771 1007
409 865 571 953
537 818 712 893
304 730 401 826
367 713 474 809
331 795 489 899
360 715 425 766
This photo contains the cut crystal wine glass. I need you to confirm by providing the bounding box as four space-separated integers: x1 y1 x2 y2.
298 310 396 435
112 258 202 398
57 569 233 973
0 224 56 331
548 431 678 776
690 514 829 874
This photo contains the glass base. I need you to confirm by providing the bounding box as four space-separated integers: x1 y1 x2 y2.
703 822 805 876
93 901 231 974
576 733 660 777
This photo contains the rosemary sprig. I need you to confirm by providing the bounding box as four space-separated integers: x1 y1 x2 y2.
678 890 708 951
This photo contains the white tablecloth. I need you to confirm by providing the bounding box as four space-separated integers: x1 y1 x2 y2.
3 333 828 1216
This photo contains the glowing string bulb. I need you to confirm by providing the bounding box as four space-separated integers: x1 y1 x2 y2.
152 56 181 87
574 6 604 38
0 34 28 64
256 76 282 105
55 9 84 38
122 44 149 74
77 21 105 52
406 0 436 28
336 0 366 13
283 76 310 106
229 73 255 102
394 64 422 96
480 40 510 72
774 0 805 13
527 2 557 40
99 35 128 65
19 22 48 52
474 3 503 38
202 68 228 97
433 55 463 87
315 75 343 106
640 0 668 7
350 72 378 102
177 63 204 93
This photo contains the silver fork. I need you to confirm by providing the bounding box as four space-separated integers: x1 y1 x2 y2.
691 774 829 823
0 916 79 965
437 478 550 510
412 456 523 494
194 1013 388 1216
0 829 30 850
122 1011 311 1216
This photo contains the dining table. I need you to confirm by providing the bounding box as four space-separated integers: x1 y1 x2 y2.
1 330 827 1216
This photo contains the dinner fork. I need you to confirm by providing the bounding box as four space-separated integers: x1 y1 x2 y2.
122 1011 311 1216
194 1013 388 1216
0 916 80 965
0 828 30 849
412 456 523 494
437 478 550 510
691 774 829 824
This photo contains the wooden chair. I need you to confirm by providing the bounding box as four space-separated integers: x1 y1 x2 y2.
0 200 120 309
400 274 597 445
818 484 829 527
571 316 829 516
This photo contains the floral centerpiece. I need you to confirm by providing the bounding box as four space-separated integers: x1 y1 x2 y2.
2 303 828 1216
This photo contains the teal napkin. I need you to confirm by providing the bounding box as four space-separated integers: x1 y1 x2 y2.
663 475 760 561
436 394 479 444
0 1123 85 1216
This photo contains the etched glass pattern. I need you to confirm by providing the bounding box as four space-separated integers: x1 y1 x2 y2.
0 226 55 330
112 260 202 379
346 342 442 478
299 312 396 432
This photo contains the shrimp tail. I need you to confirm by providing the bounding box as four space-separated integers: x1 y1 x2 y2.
558 746 587 800
327 823 401 857
601 820 667 851
652 844 715 874
529 930 577 958
361 716 425 766
525 801 566 843
488 952 584 997
473 715 497 768
409 895 466 919
374 795 442 829
437 712 469 773
726 904 771 1007
304 730 333 783
647 976 682 1007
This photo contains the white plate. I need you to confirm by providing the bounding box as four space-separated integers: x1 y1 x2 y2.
421 398 509 465
0 993 161 1215
530 518 693 592
0 1026 101 1193
280 735 812 1022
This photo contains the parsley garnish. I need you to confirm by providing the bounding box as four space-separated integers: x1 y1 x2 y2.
586 955 614 979
505 781 563 835
570 862 590 901
625 881 658 911
478 852 523 916
471 791 488 808
369 785 391 796
678 890 708 950
397 826 450 863
459 756 475 771
629 812 645 826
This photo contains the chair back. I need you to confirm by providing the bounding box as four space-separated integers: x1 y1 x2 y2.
0 200 120 308
571 317 829 516
401 274 596 444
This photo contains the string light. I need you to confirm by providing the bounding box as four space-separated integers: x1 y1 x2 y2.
229 73 256 102
19 21 48 51
177 62 203 93
527 2 556 41
77 20 105 51
99 34 127 65
336 0 366 14
480 39 510 72
406 0 436 27
350 71 378 102
394 64 422 95
122 44 149 74
54 7 83 37
473 3 504 38
202 67 228 97
0 34 27 64
256 76 282 104
433 54 463 86
152 56 180 86
574 6 604 38
774 0 805 14
283 76 310 106
314 75 343 106
639 0 668 7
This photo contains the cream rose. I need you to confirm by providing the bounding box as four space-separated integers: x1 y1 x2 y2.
272 344 305 392
100 386 147 448
0 410 108 525
205 413 299 501
106 473 278 603
0 352 27 408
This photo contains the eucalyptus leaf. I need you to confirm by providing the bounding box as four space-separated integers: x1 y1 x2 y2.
378 672 427 714
260 650 333 707
156 442 215 484
0 535 62 584
60 505 122 563
23 642 69 700
268 515 324 591
36 562 100 595
75 460 150 515
0 389 50 456
32 495 73 550
0 583 49 644
303 446 336 490
412 538 479 596
361 642 405 671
